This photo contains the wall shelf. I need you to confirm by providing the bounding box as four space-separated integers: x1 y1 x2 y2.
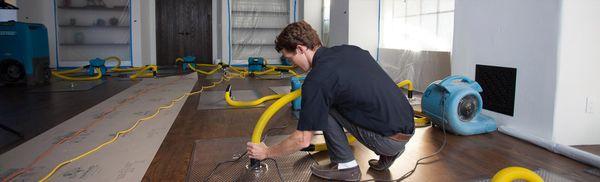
232 10 289 15
54 1 132 68
57 6 129 11
60 43 130 46
59 25 130 28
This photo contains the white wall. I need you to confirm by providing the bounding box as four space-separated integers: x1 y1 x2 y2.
139 0 156 66
328 0 379 59
131 0 141 67
452 0 561 140
328 0 348 46
553 0 600 145
220 0 230 64
302 0 322 39
348 0 378 59
17 0 57 68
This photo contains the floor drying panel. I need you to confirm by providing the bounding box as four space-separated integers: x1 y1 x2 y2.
269 86 291 95
186 136 316 182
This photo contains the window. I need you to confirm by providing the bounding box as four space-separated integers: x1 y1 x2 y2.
381 0 454 52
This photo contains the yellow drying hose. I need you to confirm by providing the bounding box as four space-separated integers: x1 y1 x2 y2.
53 67 84 74
491 166 543 182
287 70 300 77
266 65 296 70
397 79 414 99
106 56 122 68
251 89 300 143
252 68 277 76
249 80 424 152
224 85 284 107
51 68 103 81
129 65 158 80
51 56 155 81
249 89 357 152
107 56 144 72
197 63 220 67
188 63 222 75
229 66 248 73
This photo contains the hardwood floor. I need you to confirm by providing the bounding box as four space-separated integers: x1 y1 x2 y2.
0 78 136 154
2 73 597 181
143 75 599 181
141 75 297 181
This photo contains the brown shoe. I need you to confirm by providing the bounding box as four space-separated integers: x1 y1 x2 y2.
310 163 361 181
368 152 400 171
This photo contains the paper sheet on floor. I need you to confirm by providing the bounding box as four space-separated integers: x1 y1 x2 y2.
0 73 198 182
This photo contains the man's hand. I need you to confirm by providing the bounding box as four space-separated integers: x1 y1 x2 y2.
246 130 313 160
247 142 269 160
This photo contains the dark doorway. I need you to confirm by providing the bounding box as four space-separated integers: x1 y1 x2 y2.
156 0 212 66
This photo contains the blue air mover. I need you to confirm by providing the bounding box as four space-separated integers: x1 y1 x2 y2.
0 21 50 85
421 75 497 135
180 56 196 71
247 57 265 72
88 58 107 76
290 76 305 111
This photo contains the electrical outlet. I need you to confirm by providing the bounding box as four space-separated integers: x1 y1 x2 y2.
585 97 594 114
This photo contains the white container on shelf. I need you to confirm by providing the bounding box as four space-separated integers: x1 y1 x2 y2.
0 7 18 22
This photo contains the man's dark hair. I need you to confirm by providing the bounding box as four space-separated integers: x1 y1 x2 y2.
275 21 322 53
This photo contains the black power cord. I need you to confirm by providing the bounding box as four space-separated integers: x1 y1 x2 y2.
360 118 447 181
359 97 449 182
203 120 291 182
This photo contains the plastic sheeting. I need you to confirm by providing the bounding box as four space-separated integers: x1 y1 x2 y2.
378 48 451 92
378 0 454 92
230 0 290 63
0 9 16 22
55 0 131 67
0 0 18 22
499 126 600 169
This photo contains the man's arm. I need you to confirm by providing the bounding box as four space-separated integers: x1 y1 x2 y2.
247 130 313 160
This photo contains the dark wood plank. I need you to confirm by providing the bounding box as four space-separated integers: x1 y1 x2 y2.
0 79 136 154
156 0 179 66
184 0 212 64
142 75 295 181
143 76 599 181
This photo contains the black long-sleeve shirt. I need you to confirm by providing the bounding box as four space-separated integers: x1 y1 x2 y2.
297 45 415 136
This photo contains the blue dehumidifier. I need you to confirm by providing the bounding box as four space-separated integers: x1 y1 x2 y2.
421 75 497 135
0 21 50 85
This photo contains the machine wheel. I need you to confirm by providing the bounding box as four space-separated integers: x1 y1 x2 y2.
34 62 51 84
0 60 25 83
